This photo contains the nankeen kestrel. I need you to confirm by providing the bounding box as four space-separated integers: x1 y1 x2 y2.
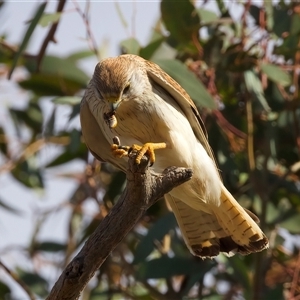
80 54 268 258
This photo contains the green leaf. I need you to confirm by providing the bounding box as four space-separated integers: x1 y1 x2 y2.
133 213 177 264
38 12 61 27
36 241 66 252
52 96 81 106
181 267 216 295
44 107 56 138
105 171 126 203
264 284 284 300
67 50 95 61
12 157 44 189
227 256 251 291
274 35 300 60
136 256 214 280
264 0 274 31
153 59 215 109
140 37 164 60
40 55 89 85
249 5 260 26
273 5 291 38
19 73 83 96
0 281 11 296
18 270 48 297
216 0 227 15
69 103 81 120
261 63 291 87
120 38 140 55
24 55 89 89
10 101 43 133
68 129 82 154
160 0 200 44
197 8 219 24
244 70 271 111
270 207 298 227
8 2 47 78
46 138 87 167
0 126 8 156
291 13 300 36
280 214 300 233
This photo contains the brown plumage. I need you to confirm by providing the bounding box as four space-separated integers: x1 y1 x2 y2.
80 54 268 258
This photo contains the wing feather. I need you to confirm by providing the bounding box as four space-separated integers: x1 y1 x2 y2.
80 84 127 172
144 59 219 172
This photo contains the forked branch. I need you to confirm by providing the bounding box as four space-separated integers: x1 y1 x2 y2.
46 151 192 299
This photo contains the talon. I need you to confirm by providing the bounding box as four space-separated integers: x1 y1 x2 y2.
111 144 130 158
134 142 167 165
111 142 167 166
128 147 133 155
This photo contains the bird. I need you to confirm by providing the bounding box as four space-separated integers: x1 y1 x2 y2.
80 54 269 258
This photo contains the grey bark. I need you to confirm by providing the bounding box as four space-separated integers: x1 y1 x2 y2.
46 152 192 300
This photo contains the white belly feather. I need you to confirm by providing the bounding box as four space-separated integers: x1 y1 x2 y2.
90 89 221 211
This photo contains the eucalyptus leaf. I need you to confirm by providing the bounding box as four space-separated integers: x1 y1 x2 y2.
154 59 215 109
44 106 56 138
161 0 200 44
52 96 82 106
18 270 48 297
38 12 61 27
36 241 66 252
261 63 291 87
136 256 214 280
244 70 271 112
67 50 95 61
280 214 300 233
8 2 47 78
227 255 251 291
133 213 177 264
0 126 7 156
120 38 140 55
0 281 11 296
197 8 219 24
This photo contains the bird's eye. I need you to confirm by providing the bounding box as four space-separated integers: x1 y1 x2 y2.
123 83 130 94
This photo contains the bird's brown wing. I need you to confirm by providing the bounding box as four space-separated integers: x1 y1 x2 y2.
80 83 127 172
143 58 218 172
141 57 268 257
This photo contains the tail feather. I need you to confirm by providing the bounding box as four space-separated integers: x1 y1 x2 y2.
214 184 268 254
165 186 268 258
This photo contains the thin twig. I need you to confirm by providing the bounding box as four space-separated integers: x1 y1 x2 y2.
0 40 36 59
246 98 255 171
36 0 67 71
72 0 99 58
0 136 69 174
0 260 36 300
290 251 300 299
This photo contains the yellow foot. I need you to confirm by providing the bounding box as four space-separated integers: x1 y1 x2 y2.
111 144 130 158
111 142 167 166
130 142 167 166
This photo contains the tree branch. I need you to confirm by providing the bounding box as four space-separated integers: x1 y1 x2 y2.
0 260 36 300
46 152 192 299
36 0 67 71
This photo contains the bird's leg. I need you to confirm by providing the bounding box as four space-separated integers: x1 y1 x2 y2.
111 144 130 158
130 142 167 166
111 139 167 166
111 136 130 158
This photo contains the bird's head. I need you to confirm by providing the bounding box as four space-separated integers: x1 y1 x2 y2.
92 55 149 128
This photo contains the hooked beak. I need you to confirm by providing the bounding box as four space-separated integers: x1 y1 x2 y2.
107 97 121 112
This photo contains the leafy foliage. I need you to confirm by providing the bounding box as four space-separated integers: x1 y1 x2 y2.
0 0 300 299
